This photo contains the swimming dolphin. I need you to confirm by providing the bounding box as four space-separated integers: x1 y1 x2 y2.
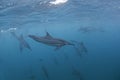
28 32 74 50
41 65 49 80
71 40 88 57
72 65 83 80
11 32 32 52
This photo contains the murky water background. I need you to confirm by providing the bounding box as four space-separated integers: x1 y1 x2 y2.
0 0 120 80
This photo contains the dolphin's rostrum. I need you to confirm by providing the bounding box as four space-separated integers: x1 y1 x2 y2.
28 32 74 50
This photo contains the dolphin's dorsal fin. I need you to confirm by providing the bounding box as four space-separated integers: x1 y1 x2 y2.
45 32 53 39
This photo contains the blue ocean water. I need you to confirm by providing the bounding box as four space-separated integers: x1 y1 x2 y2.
0 0 120 80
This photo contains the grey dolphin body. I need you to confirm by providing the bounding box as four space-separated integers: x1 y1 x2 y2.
11 32 32 52
28 32 74 50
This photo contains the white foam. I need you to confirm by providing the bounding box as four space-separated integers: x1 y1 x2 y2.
0 27 17 33
49 0 68 5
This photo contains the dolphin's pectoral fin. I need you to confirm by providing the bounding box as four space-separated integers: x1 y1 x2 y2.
54 46 62 51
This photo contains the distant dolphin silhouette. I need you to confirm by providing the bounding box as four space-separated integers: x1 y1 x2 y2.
71 40 88 57
28 32 74 50
11 32 32 52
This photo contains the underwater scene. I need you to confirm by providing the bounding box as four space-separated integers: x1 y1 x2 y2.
0 0 120 80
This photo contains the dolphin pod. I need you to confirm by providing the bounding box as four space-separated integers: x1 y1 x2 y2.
10 31 87 54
